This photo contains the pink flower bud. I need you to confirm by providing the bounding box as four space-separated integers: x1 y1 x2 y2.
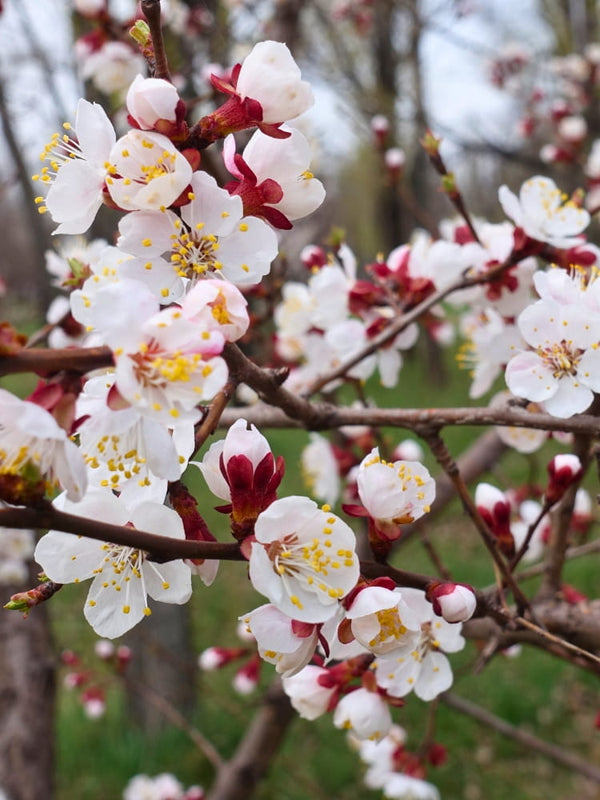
384 147 406 178
427 582 477 623
546 454 583 505
126 75 181 131
232 654 260 695
116 645 132 670
370 114 389 147
94 639 115 660
475 483 515 557
300 244 328 270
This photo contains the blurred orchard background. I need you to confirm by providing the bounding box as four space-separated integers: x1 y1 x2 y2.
2 1 600 799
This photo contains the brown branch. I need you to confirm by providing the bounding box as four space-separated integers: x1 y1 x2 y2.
141 0 171 81
441 692 600 783
218 401 600 437
515 615 600 669
0 505 242 563
0 346 113 377
125 676 223 769
420 428 532 614
206 679 295 800
194 380 237 452
2 346 600 438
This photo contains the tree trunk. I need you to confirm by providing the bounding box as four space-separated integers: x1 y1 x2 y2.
124 602 196 733
0 568 55 800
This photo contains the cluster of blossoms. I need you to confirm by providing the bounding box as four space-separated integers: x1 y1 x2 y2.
486 38 600 213
4 14 600 799
6 40 326 639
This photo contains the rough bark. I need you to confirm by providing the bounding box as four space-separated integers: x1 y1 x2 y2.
124 602 196 733
206 680 295 800
0 567 55 800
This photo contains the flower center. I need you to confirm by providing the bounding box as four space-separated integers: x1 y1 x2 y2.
130 340 203 388
170 225 222 279
538 340 582 379
368 607 408 648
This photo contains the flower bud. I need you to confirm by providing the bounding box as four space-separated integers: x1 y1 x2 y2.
370 114 389 147
546 454 583 505
475 482 515 557
426 582 477 623
126 75 184 135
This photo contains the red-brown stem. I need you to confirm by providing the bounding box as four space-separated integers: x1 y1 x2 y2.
141 0 171 81
420 428 532 614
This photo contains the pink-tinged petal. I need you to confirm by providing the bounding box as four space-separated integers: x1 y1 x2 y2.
223 134 243 178
216 216 278 286
130 502 184 540
188 558 219 586
180 171 242 236
117 209 180 257
505 352 557 402
140 418 182 481
253 495 317 544
375 652 421 698
53 438 88 501
242 604 302 653
430 618 465 652
249 541 285 603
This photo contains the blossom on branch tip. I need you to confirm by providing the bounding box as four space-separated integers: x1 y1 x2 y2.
200 41 314 140
223 126 326 228
126 75 187 137
425 582 477 623
545 453 583 505
498 175 590 249
194 419 284 537
475 482 515 557
345 448 435 555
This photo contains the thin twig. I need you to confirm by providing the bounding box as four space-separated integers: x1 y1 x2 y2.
441 692 600 783
125 677 224 769
420 428 532 614
194 380 237 452
515 615 600 669
141 0 171 81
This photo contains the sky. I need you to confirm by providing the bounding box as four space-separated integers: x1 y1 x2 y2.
0 0 556 181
